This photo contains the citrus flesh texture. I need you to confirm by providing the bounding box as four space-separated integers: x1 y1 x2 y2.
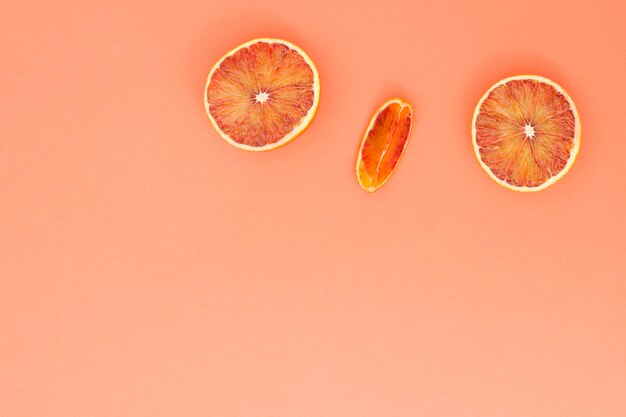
205 39 319 151
473 76 580 191
357 99 413 192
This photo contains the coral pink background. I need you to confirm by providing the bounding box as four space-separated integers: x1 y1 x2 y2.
2 0 626 416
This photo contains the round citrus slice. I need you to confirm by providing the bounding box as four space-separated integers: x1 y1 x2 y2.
472 75 581 191
356 98 413 192
204 38 320 151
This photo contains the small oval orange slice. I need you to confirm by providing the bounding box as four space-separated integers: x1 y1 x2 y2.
205 38 320 151
472 75 581 191
356 98 413 192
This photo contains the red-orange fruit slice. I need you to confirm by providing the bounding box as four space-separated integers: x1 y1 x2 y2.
356 98 413 192
472 75 581 191
204 38 320 151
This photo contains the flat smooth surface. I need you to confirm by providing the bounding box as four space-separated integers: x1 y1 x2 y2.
1 0 625 416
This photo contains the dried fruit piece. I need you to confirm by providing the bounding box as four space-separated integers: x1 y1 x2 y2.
472 75 581 191
205 38 320 151
356 98 413 192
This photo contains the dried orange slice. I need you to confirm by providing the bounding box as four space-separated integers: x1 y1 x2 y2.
356 98 413 192
472 75 581 191
204 38 320 151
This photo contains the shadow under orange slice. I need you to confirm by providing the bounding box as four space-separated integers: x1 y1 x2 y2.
356 98 413 192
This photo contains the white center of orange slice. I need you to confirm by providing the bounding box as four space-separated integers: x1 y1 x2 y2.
255 92 269 103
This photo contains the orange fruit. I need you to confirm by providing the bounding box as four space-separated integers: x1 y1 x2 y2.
204 38 320 151
472 75 581 191
356 98 413 192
